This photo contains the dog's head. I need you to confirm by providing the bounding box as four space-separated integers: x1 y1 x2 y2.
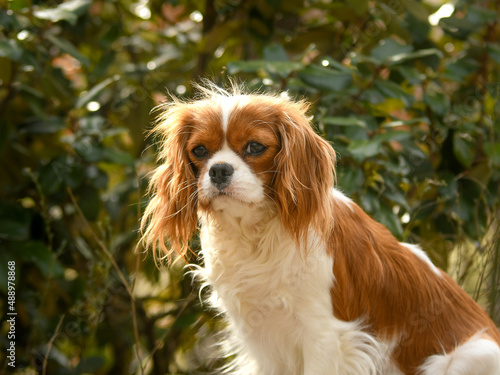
141 83 336 260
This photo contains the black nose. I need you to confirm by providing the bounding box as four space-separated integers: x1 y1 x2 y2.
209 163 234 190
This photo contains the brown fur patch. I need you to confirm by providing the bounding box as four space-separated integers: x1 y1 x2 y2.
329 198 500 374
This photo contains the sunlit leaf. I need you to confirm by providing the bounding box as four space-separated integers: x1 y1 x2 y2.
388 48 442 65
323 116 367 128
371 39 413 61
453 133 475 167
33 0 91 25
382 117 429 128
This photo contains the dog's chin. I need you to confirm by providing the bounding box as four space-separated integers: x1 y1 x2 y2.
199 190 262 214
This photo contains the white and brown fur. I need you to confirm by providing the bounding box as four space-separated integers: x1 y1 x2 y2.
141 83 500 375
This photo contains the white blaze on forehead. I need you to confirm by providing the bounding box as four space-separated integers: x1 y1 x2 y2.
220 96 237 133
219 95 251 133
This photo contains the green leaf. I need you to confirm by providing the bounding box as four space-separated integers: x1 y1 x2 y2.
439 17 476 39
39 160 64 194
396 66 426 85
48 156 85 189
373 80 414 107
370 39 412 61
424 92 448 116
469 161 492 186
442 58 480 82
373 131 412 143
46 34 89 66
486 43 500 64
323 116 367 128
33 0 92 25
484 143 500 166
0 39 22 61
453 133 475 168
348 0 369 14
74 139 104 162
359 189 381 213
384 188 410 210
76 76 120 109
102 148 135 166
298 65 352 92
388 48 442 65
377 205 404 239
8 0 31 11
382 117 429 128
0 202 30 241
338 168 364 194
263 43 288 62
19 116 66 134
226 61 302 77
360 89 386 104
227 61 267 74
347 139 382 162
80 116 106 133
466 5 498 27
403 0 431 21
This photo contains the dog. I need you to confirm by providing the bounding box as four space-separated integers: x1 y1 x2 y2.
141 82 500 375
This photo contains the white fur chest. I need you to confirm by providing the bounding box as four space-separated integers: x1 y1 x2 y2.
194 200 385 375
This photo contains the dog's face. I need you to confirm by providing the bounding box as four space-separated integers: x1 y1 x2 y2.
141 88 336 258
186 96 282 210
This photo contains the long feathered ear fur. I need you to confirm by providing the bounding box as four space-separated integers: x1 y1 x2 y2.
141 101 199 263
273 99 336 247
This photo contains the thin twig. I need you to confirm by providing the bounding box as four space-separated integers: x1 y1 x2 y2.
42 314 65 375
67 188 133 296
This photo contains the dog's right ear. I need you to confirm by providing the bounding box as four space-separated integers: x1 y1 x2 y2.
272 99 336 247
140 102 198 263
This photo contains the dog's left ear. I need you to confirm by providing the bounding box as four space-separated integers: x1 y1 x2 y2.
273 100 336 245
141 103 199 263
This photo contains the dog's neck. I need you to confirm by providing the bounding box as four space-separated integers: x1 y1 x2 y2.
200 197 276 236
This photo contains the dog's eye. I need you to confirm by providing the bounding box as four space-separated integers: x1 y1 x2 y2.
192 145 209 159
244 141 267 156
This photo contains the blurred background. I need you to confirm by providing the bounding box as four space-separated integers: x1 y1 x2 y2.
0 0 499 374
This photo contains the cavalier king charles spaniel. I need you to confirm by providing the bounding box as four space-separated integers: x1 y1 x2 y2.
141 82 500 375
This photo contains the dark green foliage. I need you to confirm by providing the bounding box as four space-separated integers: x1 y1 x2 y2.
0 0 499 373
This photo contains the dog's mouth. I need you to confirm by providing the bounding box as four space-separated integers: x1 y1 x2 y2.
207 188 255 207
